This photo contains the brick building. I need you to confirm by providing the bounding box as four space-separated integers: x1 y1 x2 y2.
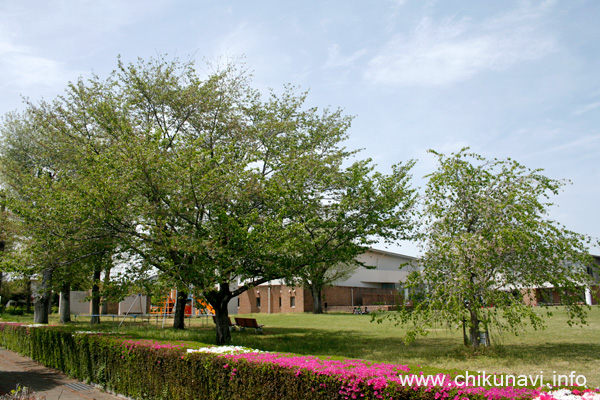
512 255 600 307
236 251 600 314
237 248 419 314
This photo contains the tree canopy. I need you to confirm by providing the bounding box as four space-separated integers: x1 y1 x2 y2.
0 108 118 323
284 162 417 313
0 56 417 343
387 148 597 347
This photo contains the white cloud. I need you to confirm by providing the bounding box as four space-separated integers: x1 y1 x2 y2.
572 102 600 116
215 22 260 56
325 44 367 69
1 0 172 36
520 134 600 160
0 33 79 89
5 54 69 87
0 0 172 91
365 2 557 87
385 0 409 18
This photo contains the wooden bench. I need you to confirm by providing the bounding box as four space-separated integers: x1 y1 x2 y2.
212 316 238 331
234 317 264 333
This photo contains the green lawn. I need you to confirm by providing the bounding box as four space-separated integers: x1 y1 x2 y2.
2 306 599 387
218 309 600 387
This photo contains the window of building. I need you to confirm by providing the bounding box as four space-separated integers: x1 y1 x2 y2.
290 296 296 308
237 298 240 307
256 297 261 308
382 283 396 289
279 297 282 308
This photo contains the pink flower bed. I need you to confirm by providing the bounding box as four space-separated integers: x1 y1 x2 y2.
116 338 190 351
94 338 600 400
215 351 599 400
221 352 539 399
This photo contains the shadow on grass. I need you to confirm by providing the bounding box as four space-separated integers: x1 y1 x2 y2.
59 316 600 368
178 326 460 363
181 326 600 367
494 342 600 362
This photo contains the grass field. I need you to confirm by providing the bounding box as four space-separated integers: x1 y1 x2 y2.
2 306 599 387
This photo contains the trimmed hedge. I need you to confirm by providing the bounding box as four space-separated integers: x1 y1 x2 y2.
0 323 549 400
0 324 397 399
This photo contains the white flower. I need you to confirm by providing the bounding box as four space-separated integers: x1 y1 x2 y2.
550 389 580 400
534 389 599 400
187 345 265 354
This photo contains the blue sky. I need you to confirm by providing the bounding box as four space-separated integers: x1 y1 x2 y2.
1 0 598 256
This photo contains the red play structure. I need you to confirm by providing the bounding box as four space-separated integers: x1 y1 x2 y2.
150 290 215 316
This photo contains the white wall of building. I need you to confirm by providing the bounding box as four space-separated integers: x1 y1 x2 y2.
118 294 149 315
253 248 420 292
64 291 91 315
334 249 419 288
228 282 239 315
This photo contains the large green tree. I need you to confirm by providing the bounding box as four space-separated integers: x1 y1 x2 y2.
285 162 417 314
0 56 417 344
0 109 117 324
100 58 416 343
392 148 597 348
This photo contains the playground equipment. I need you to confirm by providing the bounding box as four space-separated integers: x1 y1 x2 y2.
150 290 215 316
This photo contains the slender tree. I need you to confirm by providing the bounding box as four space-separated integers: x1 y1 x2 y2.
388 148 597 347
58 281 71 323
0 194 7 295
33 268 53 323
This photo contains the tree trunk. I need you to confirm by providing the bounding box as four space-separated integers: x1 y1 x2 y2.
310 284 324 314
25 278 32 313
0 239 4 294
469 308 480 349
100 266 111 315
91 266 101 325
59 281 71 323
206 282 233 345
213 299 231 345
173 290 187 330
100 300 108 315
34 268 53 324
0 200 4 294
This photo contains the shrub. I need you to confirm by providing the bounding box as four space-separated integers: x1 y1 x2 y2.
1 323 596 400
5 307 23 316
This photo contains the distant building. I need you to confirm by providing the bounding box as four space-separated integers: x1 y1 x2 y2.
236 248 418 314
520 255 600 306
62 291 150 315
236 250 600 314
